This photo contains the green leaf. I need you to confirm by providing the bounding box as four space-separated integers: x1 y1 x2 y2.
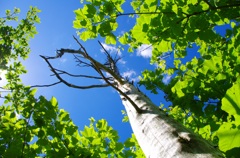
122 116 129 122
131 1 142 10
199 125 211 140
85 4 96 18
171 81 186 98
59 109 70 121
172 4 178 14
217 121 240 152
80 31 95 41
191 0 198 5
200 1 209 11
92 138 102 145
119 35 127 44
96 119 108 131
105 34 116 44
50 97 58 107
29 88 37 96
221 82 240 117
81 126 96 137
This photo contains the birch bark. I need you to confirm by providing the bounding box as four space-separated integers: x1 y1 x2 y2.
117 82 223 158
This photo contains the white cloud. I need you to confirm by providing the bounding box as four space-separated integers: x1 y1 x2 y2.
100 43 122 56
118 59 126 65
60 58 67 63
122 70 136 78
136 44 152 58
122 70 139 82
162 75 171 84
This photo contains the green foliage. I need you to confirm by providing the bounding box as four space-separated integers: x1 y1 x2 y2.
0 7 40 70
1 93 144 157
73 0 124 44
121 110 129 122
216 78 240 156
74 0 240 156
2 0 240 157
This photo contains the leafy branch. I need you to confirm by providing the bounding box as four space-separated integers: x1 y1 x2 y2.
30 81 62 88
78 1 240 32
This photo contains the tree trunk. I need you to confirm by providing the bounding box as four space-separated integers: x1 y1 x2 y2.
41 45 224 158
117 82 223 158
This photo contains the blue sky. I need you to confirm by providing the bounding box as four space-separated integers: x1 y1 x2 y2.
0 1 170 142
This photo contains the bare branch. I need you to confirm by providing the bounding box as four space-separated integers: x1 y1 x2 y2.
30 81 62 88
73 54 93 67
40 55 110 89
72 36 124 84
41 37 142 112
52 68 113 80
98 43 122 84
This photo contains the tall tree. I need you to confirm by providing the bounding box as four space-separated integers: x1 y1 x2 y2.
40 37 223 157
1 0 239 157
70 0 240 157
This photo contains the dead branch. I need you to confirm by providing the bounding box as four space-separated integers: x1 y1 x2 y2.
30 81 62 88
98 41 121 76
40 55 109 89
41 36 142 113
52 68 113 80
72 36 124 84
73 54 93 68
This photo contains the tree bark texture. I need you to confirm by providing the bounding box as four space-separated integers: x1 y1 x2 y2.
117 82 224 158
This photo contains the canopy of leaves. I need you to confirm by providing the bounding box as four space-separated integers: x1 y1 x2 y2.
0 7 40 70
73 0 240 156
1 94 144 157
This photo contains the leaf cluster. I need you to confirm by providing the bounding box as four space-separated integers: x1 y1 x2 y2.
73 0 125 44
0 7 40 70
1 93 144 157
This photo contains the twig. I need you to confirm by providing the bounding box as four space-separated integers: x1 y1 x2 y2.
52 68 113 80
30 81 62 88
98 41 121 76
72 36 124 84
73 54 93 67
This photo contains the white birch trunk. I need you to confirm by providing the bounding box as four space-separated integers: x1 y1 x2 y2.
51 47 224 158
117 82 223 158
